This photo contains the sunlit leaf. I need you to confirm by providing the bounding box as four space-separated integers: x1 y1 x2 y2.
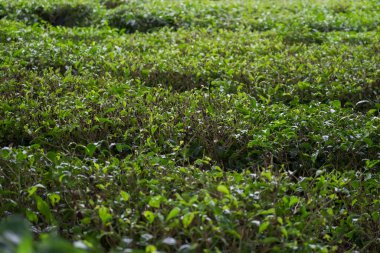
182 212 195 228
166 207 180 222
98 206 112 224
217 185 230 195
259 221 270 233
143 211 155 223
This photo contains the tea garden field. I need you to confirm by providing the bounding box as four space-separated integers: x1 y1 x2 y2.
0 0 379 252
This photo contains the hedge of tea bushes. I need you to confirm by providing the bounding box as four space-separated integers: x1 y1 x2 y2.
0 0 379 32
1 145 380 252
1 20 379 104
0 70 379 171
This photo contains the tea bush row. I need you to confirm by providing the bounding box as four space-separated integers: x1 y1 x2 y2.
1 20 379 104
1 145 380 252
0 0 379 32
1 75 379 171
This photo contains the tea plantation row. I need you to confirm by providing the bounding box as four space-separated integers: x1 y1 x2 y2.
1 0 379 32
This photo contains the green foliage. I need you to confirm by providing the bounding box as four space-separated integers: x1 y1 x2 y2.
36 3 97 27
0 216 96 253
0 0 379 252
106 6 177 33
1 149 380 251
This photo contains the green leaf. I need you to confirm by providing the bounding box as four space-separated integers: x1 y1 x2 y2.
98 206 112 224
25 209 38 223
86 143 97 157
48 193 61 207
281 227 288 238
372 211 379 221
363 138 373 146
259 221 270 233
166 207 180 222
227 229 241 239
206 104 215 116
120 191 130 201
28 184 45 197
365 159 380 169
46 151 58 164
0 147 11 159
35 196 53 223
259 208 275 215
182 212 195 228
151 125 158 135
115 143 123 152
16 150 27 161
289 196 299 207
261 171 272 181
95 117 113 124
18 236 34 253
145 245 157 253
262 237 280 244
81 217 91 225
149 196 162 208
217 185 230 195
331 100 341 109
144 211 155 223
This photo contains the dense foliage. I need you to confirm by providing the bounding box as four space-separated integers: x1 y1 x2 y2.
0 0 379 252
